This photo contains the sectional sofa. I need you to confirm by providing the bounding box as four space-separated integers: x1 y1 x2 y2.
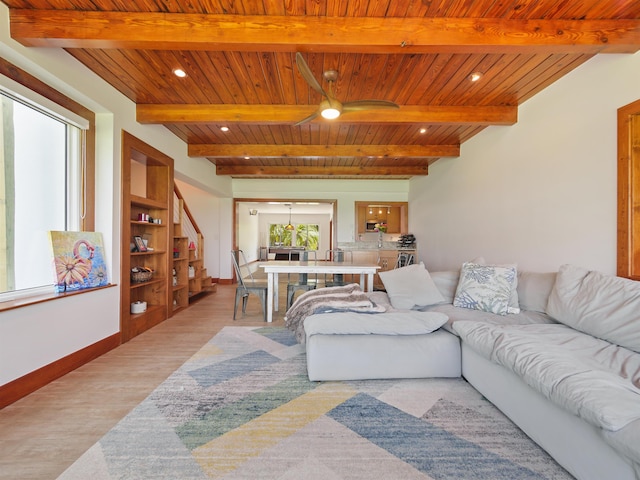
286 262 640 480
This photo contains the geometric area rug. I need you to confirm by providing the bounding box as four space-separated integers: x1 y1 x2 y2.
57 327 573 480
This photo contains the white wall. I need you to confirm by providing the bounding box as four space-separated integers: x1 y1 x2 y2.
2 0 637 387
0 2 229 385
232 179 410 244
409 52 640 274
237 208 261 263
174 178 221 279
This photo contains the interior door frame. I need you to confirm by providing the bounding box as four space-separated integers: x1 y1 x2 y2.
232 197 339 256
617 98 640 280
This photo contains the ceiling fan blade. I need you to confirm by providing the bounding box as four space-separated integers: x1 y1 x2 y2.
295 52 327 97
342 100 400 113
294 111 320 126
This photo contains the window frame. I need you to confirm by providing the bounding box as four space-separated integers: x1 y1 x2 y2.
0 58 96 311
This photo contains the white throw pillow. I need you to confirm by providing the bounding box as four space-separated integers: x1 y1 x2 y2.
379 263 445 310
471 257 520 313
453 262 518 315
546 264 640 353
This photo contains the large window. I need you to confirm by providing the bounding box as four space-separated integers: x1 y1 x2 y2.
268 224 319 250
295 224 319 250
1 86 87 299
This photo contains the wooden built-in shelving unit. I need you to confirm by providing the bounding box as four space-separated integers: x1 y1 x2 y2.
121 131 173 343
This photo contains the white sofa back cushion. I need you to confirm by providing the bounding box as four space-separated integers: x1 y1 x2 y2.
431 270 460 304
517 271 557 313
547 264 640 353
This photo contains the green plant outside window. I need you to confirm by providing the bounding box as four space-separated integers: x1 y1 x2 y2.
269 224 319 250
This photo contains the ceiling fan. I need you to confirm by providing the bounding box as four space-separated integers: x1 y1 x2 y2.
294 52 399 126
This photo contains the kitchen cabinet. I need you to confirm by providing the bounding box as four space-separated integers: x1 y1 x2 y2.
349 248 417 290
355 202 408 234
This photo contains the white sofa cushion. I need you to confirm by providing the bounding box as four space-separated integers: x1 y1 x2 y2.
454 321 640 431
516 271 557 313
546 264 640 353
304 310 448 337
431 270 460 304
379 262 445 309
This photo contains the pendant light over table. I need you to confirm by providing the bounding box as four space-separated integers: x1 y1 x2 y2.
284 206 295 231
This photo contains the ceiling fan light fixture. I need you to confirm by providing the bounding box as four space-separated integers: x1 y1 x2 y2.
319 99 342 120
320 107 341 120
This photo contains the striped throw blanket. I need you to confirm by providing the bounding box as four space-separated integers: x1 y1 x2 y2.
285 283 387 343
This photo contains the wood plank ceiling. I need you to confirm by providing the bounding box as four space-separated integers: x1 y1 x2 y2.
3 1 640 179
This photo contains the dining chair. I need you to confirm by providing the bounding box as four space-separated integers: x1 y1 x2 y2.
231 250 268 321
286 250 319 308
323 249 353 287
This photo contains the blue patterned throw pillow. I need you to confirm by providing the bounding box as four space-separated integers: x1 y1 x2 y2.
453 262 517 315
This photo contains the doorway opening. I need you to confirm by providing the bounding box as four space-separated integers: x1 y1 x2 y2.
233 198 338 268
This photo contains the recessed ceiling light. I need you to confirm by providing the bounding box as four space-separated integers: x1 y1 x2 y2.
469 72 483 82
173 68 187 78
244 156 250 160
419 128 427 134
220 126 229 132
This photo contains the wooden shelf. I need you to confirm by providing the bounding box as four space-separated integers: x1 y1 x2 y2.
131 250 167 257
130 220 166 227
130 194 166 209
171 235 189 310
130 278 165 290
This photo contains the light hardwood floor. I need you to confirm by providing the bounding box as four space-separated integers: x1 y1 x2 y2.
0 282 286 480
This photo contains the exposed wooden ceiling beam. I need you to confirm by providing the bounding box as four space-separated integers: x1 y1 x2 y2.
138 104 517 125
10 11 640 54
213 164 429 177
188 144 459 158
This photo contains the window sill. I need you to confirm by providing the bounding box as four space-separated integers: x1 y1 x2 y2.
0 284 117 313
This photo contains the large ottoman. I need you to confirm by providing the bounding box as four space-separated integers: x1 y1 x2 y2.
303 311 461 381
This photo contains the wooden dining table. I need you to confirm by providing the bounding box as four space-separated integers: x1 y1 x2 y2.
259 260 380 323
